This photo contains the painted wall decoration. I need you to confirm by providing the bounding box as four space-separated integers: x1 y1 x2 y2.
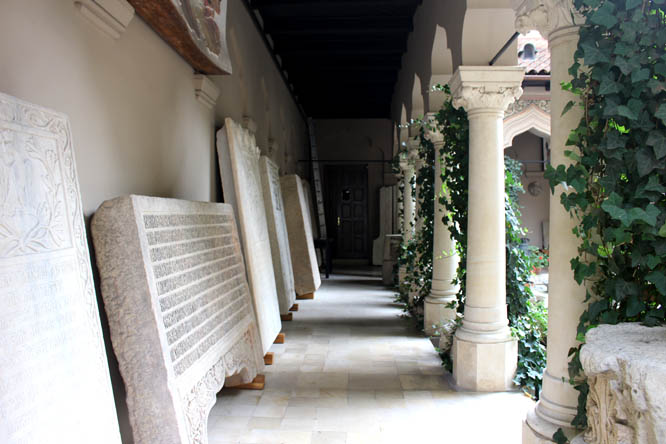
129 0 232 75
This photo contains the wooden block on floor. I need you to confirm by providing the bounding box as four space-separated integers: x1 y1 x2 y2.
296 292 314 300
280 312 293 321
263 352 274 365
289 303 299 312
274 332 285 344
231 374 265 390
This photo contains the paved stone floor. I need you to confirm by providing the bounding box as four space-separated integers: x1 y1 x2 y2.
209 274 534 444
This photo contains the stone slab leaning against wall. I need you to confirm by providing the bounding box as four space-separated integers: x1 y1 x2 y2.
91 195 264 444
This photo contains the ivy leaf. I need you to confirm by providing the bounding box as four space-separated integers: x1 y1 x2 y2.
656 104 666 125
626 295 645 317
590 1 618 28
646 132 666 159
631 68 650 83
599 75 621 94
601 192 628 224
581 41 611 65
616 105 638 120
646 271 666 295
561 100 575 116
636 147 657 177
615 279 638 300
627 204 659 226
659 223 666 237
626 0 642 8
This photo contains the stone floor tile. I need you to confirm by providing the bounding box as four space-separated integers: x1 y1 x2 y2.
311 431 346 444
247 417 282 430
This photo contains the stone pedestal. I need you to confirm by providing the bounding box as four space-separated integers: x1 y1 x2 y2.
382 234 401 285
579 324 666 444
514 2 587 440
450 65 524 392
424 114 459 336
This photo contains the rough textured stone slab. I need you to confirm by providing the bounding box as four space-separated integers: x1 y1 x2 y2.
579 323 666 444
0 92 121 443
281 175 321 295
259 156 296 315
217 118 282 353
92 196 264 444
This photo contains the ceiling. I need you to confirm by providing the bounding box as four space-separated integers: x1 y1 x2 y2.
245 0 423 119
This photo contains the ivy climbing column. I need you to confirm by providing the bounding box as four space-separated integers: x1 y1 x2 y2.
424 114 459 336
514 1 585 441
450 66 524 391
407 137 422 304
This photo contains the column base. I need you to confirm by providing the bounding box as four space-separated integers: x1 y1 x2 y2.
523 407 579 444
424 296 456 336
452 334 517 391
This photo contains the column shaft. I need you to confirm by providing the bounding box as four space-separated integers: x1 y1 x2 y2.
449 65 524 392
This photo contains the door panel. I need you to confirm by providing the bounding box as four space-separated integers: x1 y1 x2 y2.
324 165 369 259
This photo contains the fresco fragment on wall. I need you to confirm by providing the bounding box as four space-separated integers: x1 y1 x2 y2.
129 0 232 75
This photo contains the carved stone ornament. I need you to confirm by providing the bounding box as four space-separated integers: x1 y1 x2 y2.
450 66 525 113
424 113 444 144
217 118 282 354
513 0 584 38
128 0 232 74
579 323 666 444
91 196 265 444
0 92 121 443
505 99 551 118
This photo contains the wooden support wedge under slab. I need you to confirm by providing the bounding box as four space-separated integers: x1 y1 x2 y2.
263 352 274 365
230 374 265 390
274 332 285 344
296 292 314 300
280 313 293 321
289 304 299 312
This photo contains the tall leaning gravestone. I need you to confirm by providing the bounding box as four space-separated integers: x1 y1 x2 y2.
217 118 282 354
281 175 321 296
0 92 121 443
92 196 265 444
259 155 296 315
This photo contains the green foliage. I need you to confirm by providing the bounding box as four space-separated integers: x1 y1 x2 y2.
393 125 435 330
546 0 666 438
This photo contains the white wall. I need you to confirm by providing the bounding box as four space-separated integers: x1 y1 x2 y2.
0 2 307 441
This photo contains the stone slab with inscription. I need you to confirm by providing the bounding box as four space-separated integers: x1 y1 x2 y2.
281 175 321 295
259 156 296 315
216 118 282 353
0 92 121 443
91 196 264 444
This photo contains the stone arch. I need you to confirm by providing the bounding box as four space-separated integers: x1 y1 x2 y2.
503 103 551 148
461 0 517 66
411 74 424 122
431 25 453 76
398 104 408 148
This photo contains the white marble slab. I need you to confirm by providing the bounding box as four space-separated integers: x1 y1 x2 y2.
216 118 282 353
0 92 121 444
281 175 321 295
259 156 296 314
91 196 264 444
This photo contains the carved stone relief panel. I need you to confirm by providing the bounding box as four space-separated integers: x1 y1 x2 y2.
91 196 264 444
281 175 321 295
216 118 282 354
0 92 121 443
259 155 296 314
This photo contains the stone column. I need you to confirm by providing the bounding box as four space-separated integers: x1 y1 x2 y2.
514 2 586 441
449 66 524 391
400 154 415 243
424 114 459 336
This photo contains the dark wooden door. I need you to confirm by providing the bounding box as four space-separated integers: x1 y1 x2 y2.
324 165 369 259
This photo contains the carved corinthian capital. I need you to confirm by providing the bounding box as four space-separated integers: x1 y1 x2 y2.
450 66 524 113
513 0 584 37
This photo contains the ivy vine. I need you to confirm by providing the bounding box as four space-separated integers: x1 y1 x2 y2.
546 1 666 441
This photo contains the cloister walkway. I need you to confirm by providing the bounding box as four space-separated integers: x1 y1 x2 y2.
209 273 533 444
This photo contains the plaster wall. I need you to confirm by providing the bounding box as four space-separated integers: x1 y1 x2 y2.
314 119 394 260
0 1 306 442
506 132 549 249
